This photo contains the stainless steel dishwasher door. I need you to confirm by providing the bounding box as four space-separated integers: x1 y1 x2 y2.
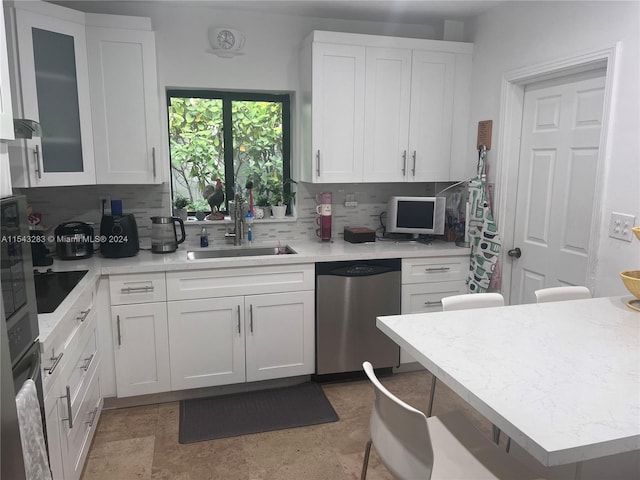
316 260 401 375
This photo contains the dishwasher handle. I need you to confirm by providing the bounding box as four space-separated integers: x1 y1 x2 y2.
327 264 393 277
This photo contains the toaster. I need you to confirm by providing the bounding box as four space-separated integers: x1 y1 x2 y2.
99 214 140 258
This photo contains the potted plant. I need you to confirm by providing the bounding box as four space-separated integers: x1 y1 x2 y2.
272 179 296 219
173 195 189 221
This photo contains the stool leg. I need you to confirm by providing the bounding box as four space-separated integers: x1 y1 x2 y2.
361 439 372 480
427 375 437 417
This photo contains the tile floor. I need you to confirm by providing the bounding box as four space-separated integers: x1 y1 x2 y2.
80 369 498 480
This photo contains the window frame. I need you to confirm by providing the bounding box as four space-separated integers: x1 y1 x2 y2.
166 89 291 213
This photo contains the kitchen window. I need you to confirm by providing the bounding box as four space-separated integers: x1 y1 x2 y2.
167 90 291 214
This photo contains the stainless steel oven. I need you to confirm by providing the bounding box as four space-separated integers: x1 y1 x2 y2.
1 195 42 480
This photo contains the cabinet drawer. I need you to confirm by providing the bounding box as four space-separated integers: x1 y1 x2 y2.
401 281 467 314
62 364 102 480
41 279 97 396
166 264 315 301
402 256 468 284
109 272 166 305
64 321 99 408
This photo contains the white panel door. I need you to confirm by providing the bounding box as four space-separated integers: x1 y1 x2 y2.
312 42 365 182
167 297 246 390
87 26 162 184
112 302 170 397
510 71 605 304
363 47 411 182
245 291 315 382
408 51 455 182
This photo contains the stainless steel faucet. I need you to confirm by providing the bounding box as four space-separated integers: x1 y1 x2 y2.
233 195 244 246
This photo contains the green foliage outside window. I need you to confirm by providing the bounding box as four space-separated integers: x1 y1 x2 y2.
168 92 290 213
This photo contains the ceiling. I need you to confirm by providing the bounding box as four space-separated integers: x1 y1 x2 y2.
51 0 505 24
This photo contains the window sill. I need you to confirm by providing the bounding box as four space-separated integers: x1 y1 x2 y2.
185 216 297 225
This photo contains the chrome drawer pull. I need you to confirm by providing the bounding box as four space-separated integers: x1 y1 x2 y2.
60 385 73 429
424 300 443 306
85 406 99 427
424 267 451 273
34 145 42 179
316 150 321 176
237 305 241 334
81 353 95 372
46 352 64 375
411 150 416 176
402 150 407 175
249 304 254 334
116 315 122 346
152 147 157 178
77 308 91 322
121 285 154 294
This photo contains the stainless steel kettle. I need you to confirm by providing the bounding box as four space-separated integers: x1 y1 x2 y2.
150 216 185 253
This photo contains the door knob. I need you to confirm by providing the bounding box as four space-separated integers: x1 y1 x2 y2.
508 247 522 258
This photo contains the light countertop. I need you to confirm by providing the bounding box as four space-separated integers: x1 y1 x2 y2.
37 239 469 344
377 296 640 467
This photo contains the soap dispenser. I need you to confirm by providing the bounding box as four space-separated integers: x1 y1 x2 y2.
200 227 209 247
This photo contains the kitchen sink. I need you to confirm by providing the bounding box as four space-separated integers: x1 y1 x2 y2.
187 245 296 260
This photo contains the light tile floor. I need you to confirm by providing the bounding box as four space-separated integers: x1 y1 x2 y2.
80 369 499 480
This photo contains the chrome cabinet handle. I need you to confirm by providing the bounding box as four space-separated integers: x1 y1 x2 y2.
61 385 73 428
152 147 157 178
249 304 254 334
316 150 320 176
85 406 98 427
237 305 241 334
120 285 154 294
46 352 64 375
77 308 91 322
81 353 95 372
116 315 122 346
425 267 450 273
34 144 42 179
412 150 416 176
424 300 443 306
402 150 407 175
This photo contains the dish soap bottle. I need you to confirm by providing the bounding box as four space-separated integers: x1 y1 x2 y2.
200 227 209 247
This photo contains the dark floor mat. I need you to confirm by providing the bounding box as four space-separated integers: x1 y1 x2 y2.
178 382 339 443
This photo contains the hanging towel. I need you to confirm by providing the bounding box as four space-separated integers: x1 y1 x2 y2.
467 148 502 293
16 379 52 480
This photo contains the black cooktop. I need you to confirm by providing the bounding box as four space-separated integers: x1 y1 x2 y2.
34 269 88 314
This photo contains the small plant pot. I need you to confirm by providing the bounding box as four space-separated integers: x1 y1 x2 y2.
271 205 287 219
173 208 188 221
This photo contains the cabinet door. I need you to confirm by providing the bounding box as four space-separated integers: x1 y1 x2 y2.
0 4 14 140
111 302 170 397
245 291 315 382
167 297 245 390
14 8 95 186
363 47 411 182
400 281 467 364
408 51 455 182
311 42 365 183
87 26 162 184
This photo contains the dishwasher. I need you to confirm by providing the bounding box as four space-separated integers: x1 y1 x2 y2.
315 258 401 376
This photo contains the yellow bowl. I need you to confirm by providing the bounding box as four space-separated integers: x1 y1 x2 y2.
633 226 640 241
620 270 640 299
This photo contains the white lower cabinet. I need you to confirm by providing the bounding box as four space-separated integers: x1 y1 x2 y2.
400 256 468 364
42 298 102 480
111 302 170 397
168 290 315 390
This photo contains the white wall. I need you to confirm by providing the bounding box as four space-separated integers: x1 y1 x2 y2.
468 0 640 297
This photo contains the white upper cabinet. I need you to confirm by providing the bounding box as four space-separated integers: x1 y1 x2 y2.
307 41 366 183
298 31 473 184
0 2 15 140
5 0 161 187
87 24 162 184
11 4 96 187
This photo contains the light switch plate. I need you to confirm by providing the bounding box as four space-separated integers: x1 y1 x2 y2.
609 212 636 241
